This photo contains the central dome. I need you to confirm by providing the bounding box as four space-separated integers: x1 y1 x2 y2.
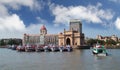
40 25 47 30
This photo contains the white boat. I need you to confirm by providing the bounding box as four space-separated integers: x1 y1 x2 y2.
92 43 108 56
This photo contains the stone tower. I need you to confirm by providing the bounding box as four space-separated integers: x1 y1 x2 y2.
70 19 82 33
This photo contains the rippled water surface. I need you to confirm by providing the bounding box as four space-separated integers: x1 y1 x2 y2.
0 48 120 70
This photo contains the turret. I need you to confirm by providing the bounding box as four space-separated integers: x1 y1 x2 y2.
40 25 47 35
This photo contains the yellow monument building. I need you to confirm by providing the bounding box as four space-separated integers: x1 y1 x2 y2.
58 19 85 48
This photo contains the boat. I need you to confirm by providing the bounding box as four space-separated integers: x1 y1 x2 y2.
11 45 17 50
59 45 73 52
50 45 59 52
92 43 108 56
35 45 44 52
25 45 36 52
59 46 64 52
16 45 25 52
43 45 50 52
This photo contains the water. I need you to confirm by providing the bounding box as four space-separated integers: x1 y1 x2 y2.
0 48 120 70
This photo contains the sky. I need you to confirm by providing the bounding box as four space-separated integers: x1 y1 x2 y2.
0 0 120 39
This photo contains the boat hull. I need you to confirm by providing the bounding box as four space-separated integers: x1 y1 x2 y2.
92 48 107 56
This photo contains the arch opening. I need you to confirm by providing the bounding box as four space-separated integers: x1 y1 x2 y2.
66 38 71 45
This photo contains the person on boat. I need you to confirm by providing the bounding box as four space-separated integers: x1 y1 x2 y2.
66 45 70 48
96 43 102 48
44 45 48 52
12 45 14 48
53 44 55 48
44 45 48 49
59 45 64 52
60 45 64 49
52 44 55 49
66 45 71 51
50 44 53 51
26 44 29 48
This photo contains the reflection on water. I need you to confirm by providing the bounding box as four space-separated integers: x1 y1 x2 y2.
0 48 120 70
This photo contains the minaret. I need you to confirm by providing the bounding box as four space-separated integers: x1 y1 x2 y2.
40 25 47 35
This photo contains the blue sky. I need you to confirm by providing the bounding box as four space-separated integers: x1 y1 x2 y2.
0 0 120 39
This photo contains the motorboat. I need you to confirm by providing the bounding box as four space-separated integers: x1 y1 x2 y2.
59 45 73 52
11 45 17 50
92 43 108 56
25 45 36 52
16 45 25 52
66 45 73 52
59 46 64 52
35 45 44 52
43 45 50 52
7 45 13 49
50 45 59 52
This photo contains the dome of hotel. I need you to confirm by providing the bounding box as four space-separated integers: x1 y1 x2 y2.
40 25 47 30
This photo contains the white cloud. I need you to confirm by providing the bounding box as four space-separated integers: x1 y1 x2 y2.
0 0 44 38
0 0 41 10
36 17 48 24
0 15 45 38
0 14 26 38
0 14 25 31
49 3 114 26
115 17 120 30
26 23 42 34
0 4 9 17
0 0 42 17
109 0 120 3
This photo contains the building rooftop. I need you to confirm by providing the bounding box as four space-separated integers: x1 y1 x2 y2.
70 19 81 23
40 25 47 30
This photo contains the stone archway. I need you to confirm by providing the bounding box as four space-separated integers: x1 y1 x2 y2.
66 38 71 45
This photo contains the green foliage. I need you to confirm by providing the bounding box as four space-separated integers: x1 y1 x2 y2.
8 39 21 45
105 39 117 45
0 39 22 46
86 39 96 46
86 39 105 46
0 39 5 46
86 38 117 46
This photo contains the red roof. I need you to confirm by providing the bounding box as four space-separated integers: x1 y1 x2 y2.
40 25 46 30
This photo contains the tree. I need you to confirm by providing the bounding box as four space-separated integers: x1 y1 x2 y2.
0 39 5 46
86 39 96 46
105 39 117 45
8 39 21 45
86 39 105 46
96 39 105 45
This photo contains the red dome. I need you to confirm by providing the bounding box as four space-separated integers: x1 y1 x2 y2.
40 25 46 30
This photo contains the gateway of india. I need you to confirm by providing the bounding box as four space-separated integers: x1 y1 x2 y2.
23 19 85 48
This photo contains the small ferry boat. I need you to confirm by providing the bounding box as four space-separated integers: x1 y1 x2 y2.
59 45 73 52
25 45 36 52
92 43 108 56
50 45 59 52
35 45 44 52
43 45 50 52
11 45 17 50
16 45 25 52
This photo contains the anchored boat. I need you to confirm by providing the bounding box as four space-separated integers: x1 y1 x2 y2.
92 43 108 56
